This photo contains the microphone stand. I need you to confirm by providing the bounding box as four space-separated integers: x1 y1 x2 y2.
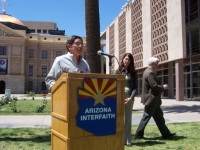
108 56 112 74
98 52 119 74
108 56 119 74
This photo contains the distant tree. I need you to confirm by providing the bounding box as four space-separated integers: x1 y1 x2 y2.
85 0 101 73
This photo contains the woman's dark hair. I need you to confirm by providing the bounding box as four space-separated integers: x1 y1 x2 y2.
66 35 83 51
119 53 136 77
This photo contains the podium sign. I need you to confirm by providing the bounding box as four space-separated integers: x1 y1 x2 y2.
76 78 117 136
51 73 124 150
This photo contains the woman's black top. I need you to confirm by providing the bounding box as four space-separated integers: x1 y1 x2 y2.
115 68 138 99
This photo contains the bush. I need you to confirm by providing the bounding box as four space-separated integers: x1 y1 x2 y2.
0 98 6 105
0 95 19 112
0 94 10 105
9 100 19 112
36 95 48 113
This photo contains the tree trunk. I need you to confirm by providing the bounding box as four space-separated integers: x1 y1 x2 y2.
85 0 101 73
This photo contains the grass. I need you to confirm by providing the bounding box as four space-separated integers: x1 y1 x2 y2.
17 94 51 99
0 122 199 150
126 122 200 150
0 128 51 150
24 94 51 97
0 99 141 115
132 110 142 114
0 100 51 115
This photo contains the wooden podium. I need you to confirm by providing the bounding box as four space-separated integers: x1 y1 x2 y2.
51 73 124 150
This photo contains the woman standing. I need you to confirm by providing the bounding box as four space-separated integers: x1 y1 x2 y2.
115 53 137 147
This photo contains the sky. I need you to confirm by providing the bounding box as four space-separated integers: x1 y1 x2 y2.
2 0 128 36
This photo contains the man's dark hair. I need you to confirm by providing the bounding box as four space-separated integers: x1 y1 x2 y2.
66 35 83 51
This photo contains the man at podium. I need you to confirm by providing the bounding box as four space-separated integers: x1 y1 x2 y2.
45 35 90 90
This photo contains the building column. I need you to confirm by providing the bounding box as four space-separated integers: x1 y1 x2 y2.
114 17 119 72
142 0 152 66
126 3 132 54
167 0 186 61
7 44 11 74
21 45 25 74
106 28 110 74
175 59 184 101
168 61 173 98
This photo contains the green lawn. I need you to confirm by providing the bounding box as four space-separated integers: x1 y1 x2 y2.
0 128 51 150
126 122 200 150
0 122 199 150
0 100 51 115
0 99 142 115
24 94 51 97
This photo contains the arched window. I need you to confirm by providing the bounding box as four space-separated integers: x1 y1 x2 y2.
0 80 6 94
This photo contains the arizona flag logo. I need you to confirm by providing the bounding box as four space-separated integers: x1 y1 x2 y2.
76 78 117 136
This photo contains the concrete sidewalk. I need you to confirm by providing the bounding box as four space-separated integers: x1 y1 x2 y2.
0 115 51 128
0 97 199 128
132 97 200 125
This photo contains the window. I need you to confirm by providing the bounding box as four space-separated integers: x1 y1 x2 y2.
42 50 48 59
43 30 47 34
42 65 47 77
29 49 34 58
29 65 33 76
56 51 62 57
0 46 6 55
41 81 47 91
30 29 35 33
37 29 41 33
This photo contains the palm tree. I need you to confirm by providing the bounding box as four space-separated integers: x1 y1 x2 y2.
85 0 101 73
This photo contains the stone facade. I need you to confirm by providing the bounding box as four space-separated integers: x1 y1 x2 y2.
0 21 105 94
1 76 25 94
0 22 67 94
101 0 200 101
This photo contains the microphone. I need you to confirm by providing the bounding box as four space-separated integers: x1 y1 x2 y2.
97 50 114 57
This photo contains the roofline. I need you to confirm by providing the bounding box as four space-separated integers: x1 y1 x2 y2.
100 29 106 40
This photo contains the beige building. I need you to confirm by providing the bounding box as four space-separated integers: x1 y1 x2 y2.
0 14 90 94
101 0 200 101
22 21 58 34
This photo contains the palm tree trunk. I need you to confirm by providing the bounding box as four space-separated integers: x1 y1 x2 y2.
85 0 101 73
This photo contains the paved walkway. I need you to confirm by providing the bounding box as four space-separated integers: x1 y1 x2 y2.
0 115 51 128
132 97 200 125
0 96 199 128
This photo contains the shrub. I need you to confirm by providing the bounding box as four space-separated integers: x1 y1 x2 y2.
0 95 19 112
9 100 19 112
36 94 48 113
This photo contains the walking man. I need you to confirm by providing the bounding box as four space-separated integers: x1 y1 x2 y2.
134 57 176 139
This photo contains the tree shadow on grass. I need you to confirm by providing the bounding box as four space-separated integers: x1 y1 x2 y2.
132 135 187 147
146 135 187 141
133 140 166 147
0 134 51 143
